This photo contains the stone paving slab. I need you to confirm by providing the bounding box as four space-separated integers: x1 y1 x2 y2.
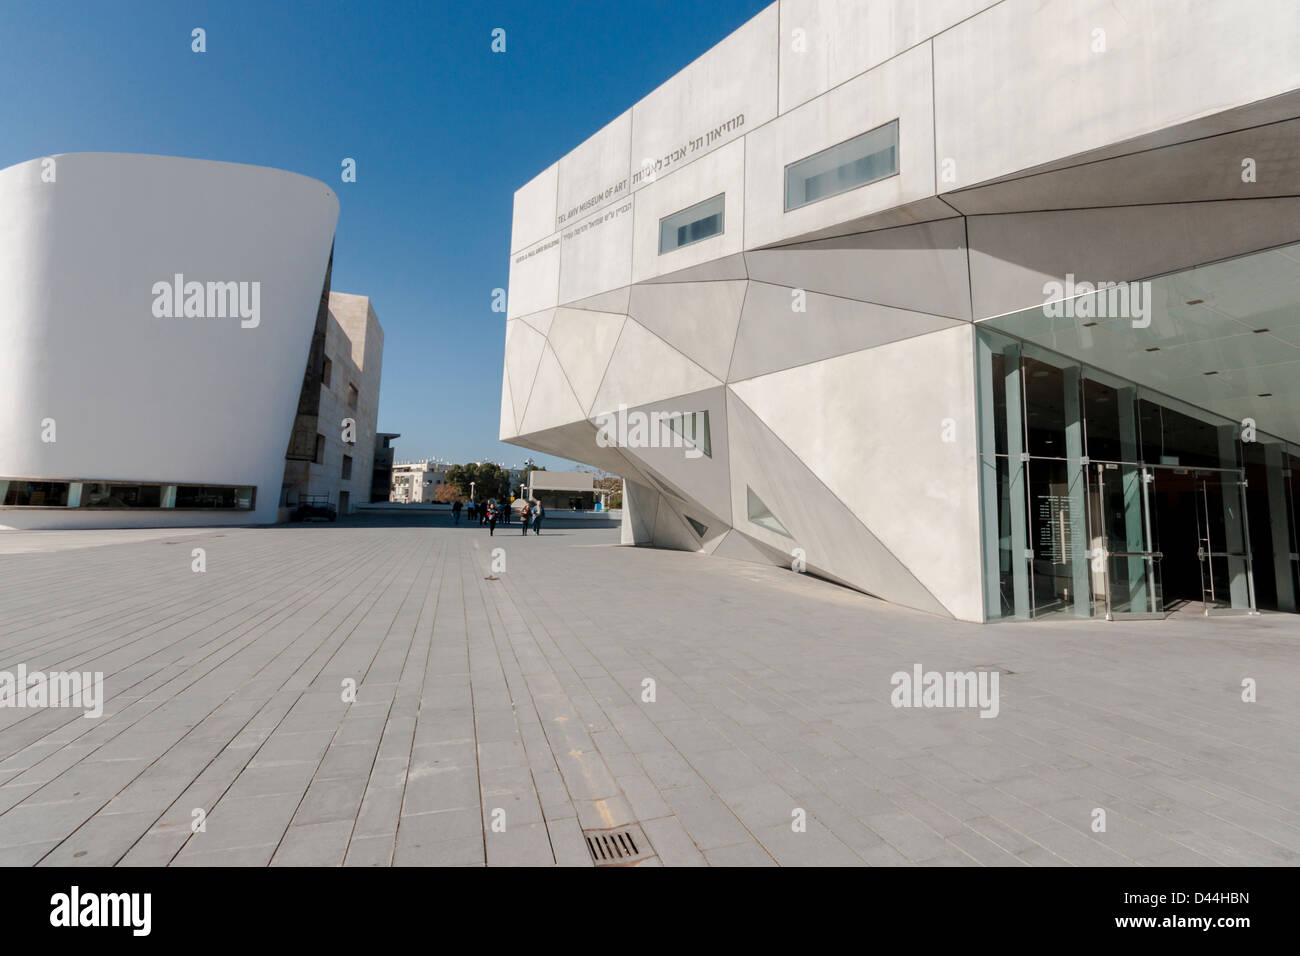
1 515 1298 866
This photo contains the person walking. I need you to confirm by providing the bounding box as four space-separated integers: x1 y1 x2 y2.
478 501 487 526
452 499 463 525
531 498 544 535
520 499 530 535
487 500 498 536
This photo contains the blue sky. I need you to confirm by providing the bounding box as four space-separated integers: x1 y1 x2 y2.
0 0 769 469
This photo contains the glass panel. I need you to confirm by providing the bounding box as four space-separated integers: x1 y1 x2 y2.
983 454 1032 619
1093 463 1162 616
746 486 791 538
784 121 899 211
664 410 711 458
1 480 70 506
1027 457 1093 617
1022 353 1072 458
658 193 725 253
1083 375 1127 463
79 482 162 508
1194 472 1253 611
174 485 256 510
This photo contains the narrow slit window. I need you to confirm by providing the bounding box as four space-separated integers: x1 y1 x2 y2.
659 193 725 254
784 121 899 211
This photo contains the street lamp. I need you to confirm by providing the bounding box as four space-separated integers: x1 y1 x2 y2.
470 481 475 501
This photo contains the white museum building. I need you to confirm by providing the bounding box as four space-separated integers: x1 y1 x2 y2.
501 0 1300 622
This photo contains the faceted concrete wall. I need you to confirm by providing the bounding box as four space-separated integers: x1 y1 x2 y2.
502 0 1300 621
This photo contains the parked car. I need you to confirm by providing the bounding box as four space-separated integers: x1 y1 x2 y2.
291 495 337 522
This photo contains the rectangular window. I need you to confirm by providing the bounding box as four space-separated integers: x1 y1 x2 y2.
784 121 899 211
79 482 162 509
347 384 359 410
314 434 325 465
174 485 256 510
0 480 70 507
322 356 333 388
1 478 253 510
342 455 353 480
658 194 725 254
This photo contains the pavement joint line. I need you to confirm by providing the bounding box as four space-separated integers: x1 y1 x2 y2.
1 517 1298 866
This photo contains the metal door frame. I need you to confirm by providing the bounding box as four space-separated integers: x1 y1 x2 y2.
1190 467 1259 616
1091 461 1165 620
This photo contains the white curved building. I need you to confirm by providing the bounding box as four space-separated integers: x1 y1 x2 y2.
0 153 341 529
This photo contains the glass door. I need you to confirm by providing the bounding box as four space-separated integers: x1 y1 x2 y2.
1090 461 1163 618
1193 469 1257 615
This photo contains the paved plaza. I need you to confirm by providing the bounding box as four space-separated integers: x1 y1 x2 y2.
0 515 1297 866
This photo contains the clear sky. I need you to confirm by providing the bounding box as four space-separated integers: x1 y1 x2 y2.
0 0 770 469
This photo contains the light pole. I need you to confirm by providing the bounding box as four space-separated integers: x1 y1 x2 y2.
470 481 475 501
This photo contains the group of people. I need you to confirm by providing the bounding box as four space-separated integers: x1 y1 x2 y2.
451 497 545 537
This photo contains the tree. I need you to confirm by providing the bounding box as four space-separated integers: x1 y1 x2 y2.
588 469 624 509
446 462 512 502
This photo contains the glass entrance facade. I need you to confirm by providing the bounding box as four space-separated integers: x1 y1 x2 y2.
977 243 1300 624
976 329 1300 622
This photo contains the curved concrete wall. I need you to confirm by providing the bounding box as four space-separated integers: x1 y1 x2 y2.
0 153 339 528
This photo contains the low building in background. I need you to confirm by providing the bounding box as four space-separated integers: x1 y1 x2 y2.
390 460 449 503
371 433 400 502
526 470 611 512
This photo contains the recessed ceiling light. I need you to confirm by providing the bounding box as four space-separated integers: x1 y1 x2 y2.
1186 299 1204 305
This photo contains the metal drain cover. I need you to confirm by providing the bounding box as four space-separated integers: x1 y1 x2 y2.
583 824 657 866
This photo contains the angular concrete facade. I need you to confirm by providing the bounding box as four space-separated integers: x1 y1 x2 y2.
501 0 1300 622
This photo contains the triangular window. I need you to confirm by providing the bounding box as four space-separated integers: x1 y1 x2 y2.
746 487 791 538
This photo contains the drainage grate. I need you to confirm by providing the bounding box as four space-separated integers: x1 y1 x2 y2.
584 824 656 866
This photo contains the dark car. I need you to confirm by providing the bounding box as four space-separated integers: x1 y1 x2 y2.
291 494 337 522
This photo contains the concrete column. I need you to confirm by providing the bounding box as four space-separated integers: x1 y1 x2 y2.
1002 345 1031 618
976 334 1002 619
1116 387 1148 609
1263 443 1296 612
1063 367 1091 617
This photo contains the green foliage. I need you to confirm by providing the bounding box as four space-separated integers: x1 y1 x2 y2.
446 462 512 502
